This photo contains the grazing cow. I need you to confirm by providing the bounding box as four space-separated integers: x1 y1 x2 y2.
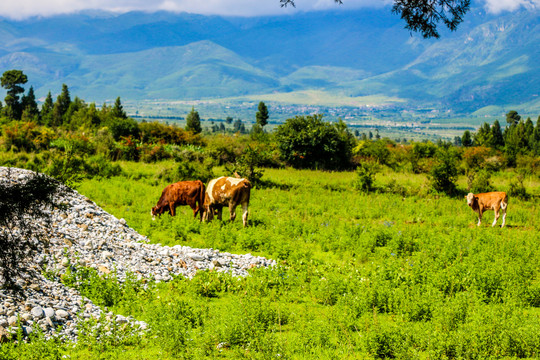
203 176 251 227
466 191 508 227
151 180 205 221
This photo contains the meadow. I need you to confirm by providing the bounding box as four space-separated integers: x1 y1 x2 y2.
5 163 539 359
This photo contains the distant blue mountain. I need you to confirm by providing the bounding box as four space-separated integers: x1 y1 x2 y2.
0 7 538 115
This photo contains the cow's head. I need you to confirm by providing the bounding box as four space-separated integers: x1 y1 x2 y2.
151 205 165 220
466 193 477 207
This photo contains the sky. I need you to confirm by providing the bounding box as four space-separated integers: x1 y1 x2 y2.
0 0 538 20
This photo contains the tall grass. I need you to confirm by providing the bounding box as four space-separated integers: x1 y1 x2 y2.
6 164 540 359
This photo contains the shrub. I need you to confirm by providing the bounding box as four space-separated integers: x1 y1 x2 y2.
353 161 380 192
508 174 528 200
468 169 494 193
429 147 460 195
275 115 355 170
84 155 123 178
226 144 266 185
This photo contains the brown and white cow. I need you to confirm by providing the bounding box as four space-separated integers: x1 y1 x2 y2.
203 176 251 227
151 180 205 221
466 191 508 227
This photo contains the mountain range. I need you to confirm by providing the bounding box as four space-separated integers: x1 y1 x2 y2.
0 6 538 116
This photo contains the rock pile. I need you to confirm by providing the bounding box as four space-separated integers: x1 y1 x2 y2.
0 167 275 342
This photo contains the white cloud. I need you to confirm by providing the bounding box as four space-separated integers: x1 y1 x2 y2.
484 0 540 13
0 0 537 20
0 0 391 20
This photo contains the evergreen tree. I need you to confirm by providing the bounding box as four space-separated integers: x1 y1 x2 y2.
1 69 28 120
524 117 534 141
185 107 202 134
531 117 540 156
40 91 54 125
506 110 520 126
490 120 504 149
52 84 71 126
57 84 71 115
473 122 493 147
462 130 473 147
21 86 39 121
65 96 85 127
505 119 528 166
111 96 127 119
255 101 269 127
233 119 246 134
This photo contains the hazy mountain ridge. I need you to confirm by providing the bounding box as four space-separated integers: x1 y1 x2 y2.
0 7 538 115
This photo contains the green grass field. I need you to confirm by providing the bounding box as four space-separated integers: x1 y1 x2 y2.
5 165 540 359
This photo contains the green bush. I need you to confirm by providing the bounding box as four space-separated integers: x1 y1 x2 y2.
468 169 494 193
275 115 355 170
353 161 380 192
429 147 460 195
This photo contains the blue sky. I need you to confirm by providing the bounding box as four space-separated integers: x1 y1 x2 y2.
0 0 538 20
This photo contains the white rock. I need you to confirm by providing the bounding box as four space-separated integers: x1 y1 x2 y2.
31 306 44 319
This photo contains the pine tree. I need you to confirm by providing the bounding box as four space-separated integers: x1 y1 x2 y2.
506 110 520 126
185 107 202 134
255 101 269 127
52 84 71 126
531 116 540 156
111 96 127 119
473 123 493 147
1 69 28 120
462 130 472 147
40 91 54 125
490 120 504 149
21 86 39 121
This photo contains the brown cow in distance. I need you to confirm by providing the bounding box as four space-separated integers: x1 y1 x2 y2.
151 180 205 221
203 176 251 227
466 191 508 227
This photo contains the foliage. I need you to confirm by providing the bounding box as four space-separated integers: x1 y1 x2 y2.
468 169 494 193
1 69 28 120
428 146 460 195
353 139 394 167
353 161 380 192
185 107 202 134
225 144 267 185
281 0 471 39
507 173 528 200
255 101 269 127
0 170 59 289
275 115 355 170
409 141 437 173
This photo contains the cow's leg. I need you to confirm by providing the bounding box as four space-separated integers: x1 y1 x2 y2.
216 205 223 221
477 210 482 226
492 208 500 227
501 207 507 228
204 205 213 222
229 203 237 222
170 204 176 216
189 201 198 218
241 203 249 227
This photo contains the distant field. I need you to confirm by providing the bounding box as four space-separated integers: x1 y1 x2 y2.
123 93 495 141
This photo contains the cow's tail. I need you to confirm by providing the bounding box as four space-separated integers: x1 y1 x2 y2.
198 180 206 221
501 193 508 210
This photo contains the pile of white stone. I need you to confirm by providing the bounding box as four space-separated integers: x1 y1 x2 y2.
0 167 275 343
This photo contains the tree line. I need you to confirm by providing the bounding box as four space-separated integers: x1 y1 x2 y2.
1 69 539 198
